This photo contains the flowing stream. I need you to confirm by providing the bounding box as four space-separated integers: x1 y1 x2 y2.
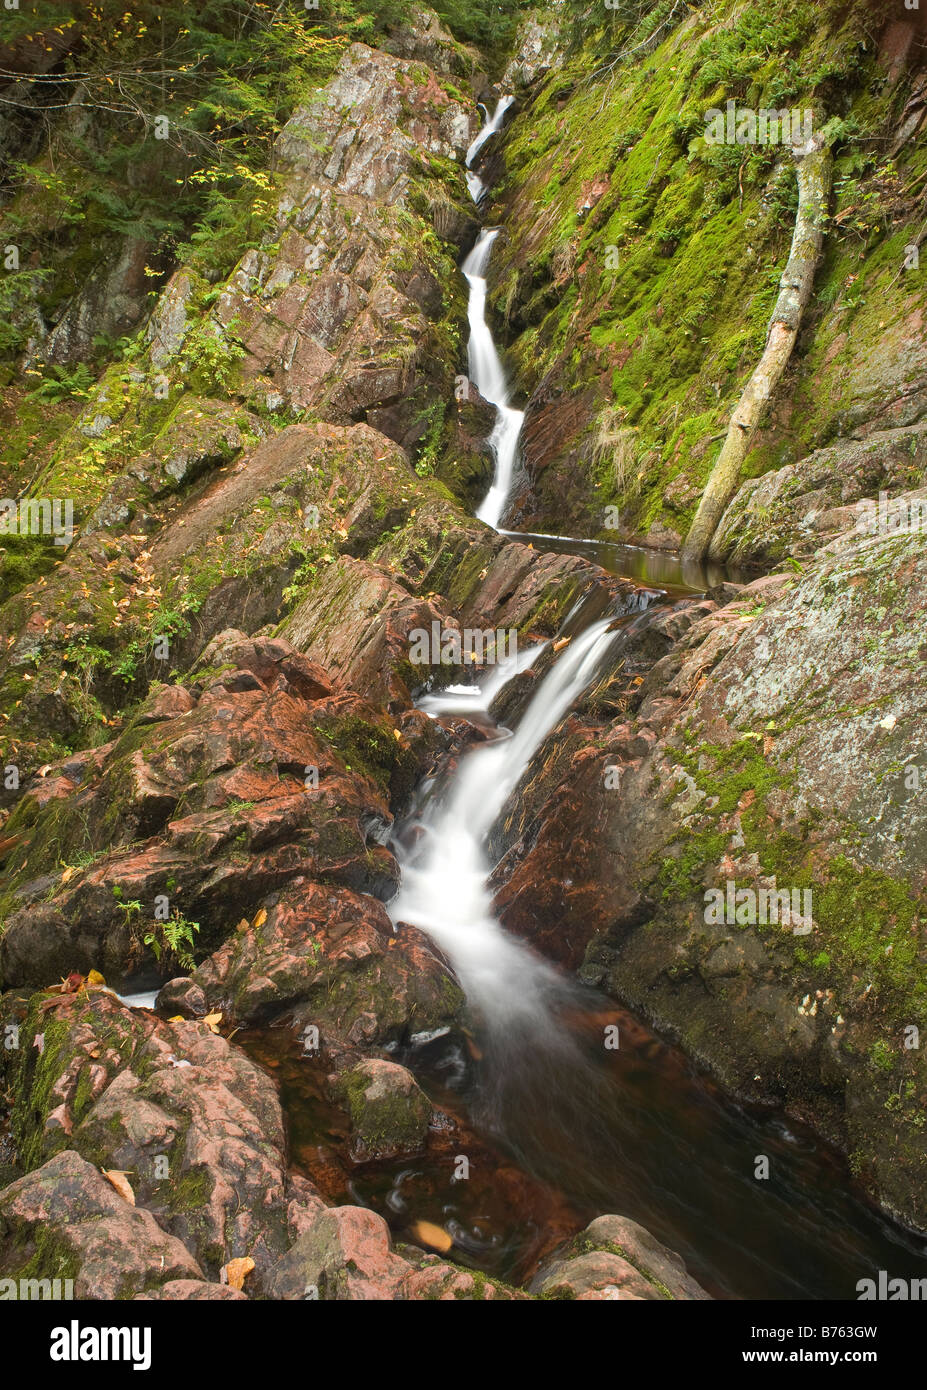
374 99 927 1298
462 97 525 530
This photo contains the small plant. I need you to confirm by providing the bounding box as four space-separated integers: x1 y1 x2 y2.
144 910 201 973
112 886 143 923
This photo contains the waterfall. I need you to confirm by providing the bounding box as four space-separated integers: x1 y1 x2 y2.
462 99 524 531
465 93 516 197
389 617 622 1028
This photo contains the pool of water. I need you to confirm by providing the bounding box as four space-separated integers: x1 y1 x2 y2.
239 1001 927 1299
501 529 759 598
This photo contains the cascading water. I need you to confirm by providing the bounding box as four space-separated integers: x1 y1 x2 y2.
461 231 524 530
464 94 515 202
462 99 524 531
382 94 927 1300
389 616 624 1028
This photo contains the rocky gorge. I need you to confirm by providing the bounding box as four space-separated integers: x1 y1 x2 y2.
0 0 926 1316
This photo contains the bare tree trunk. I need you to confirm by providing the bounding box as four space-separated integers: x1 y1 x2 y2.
681 132 833 564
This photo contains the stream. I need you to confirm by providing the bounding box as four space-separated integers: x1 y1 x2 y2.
376 98 927 1300
165 98 927 1301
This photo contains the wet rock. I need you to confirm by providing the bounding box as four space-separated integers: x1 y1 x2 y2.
193 884 464 1048
334 1058 432 1160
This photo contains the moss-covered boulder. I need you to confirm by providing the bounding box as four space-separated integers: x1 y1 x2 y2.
334 1057 432 1160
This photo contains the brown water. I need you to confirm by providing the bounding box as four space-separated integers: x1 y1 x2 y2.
240 998 927 1300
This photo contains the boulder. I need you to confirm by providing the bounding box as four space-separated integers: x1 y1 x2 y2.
0 1150 204 1299
334 1058 432 1160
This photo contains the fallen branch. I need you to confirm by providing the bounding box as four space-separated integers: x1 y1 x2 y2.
681 128 833 563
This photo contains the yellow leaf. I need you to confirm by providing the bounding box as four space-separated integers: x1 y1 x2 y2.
252 908 267 929
411 1220 452 1253
102 1170 135 1205
223 1256 255 1290
203 1012 223 1034
60 866 74 884
168 1015 185 1023
86 969 106 986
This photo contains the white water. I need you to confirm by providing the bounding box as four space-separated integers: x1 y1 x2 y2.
461 231 524 530
389 93 628 1034
465 94 515 172
461 97 524 531
417 640 543 719
389 619 620 1028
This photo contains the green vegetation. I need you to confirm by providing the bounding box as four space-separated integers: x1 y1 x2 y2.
492 0 924 540
143 909 201 972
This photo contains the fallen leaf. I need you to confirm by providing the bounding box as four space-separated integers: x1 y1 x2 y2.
223 1256 255 1290
553 637 571 653
60 866 74 884
168 1015 186 1023
203 1012 223 1034
102 1170 135 1205
86 969 106 986
253 907 268 929
411 1220 453 1254
236 918 249 933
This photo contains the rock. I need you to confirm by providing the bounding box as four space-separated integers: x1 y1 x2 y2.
134 1280 247 1300
577 1215 710 1300
711 421 927 565
0 631 410 985
44 236 152 364
1 989 291 1287
146 269 195 367
530 1213 710 1301
268 1204 412 1300
155 978 207 1019
193 884 464 1047
334 1058 432 1160
533 1249 661 1300
206 42 476 425
0 1150 204 1298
